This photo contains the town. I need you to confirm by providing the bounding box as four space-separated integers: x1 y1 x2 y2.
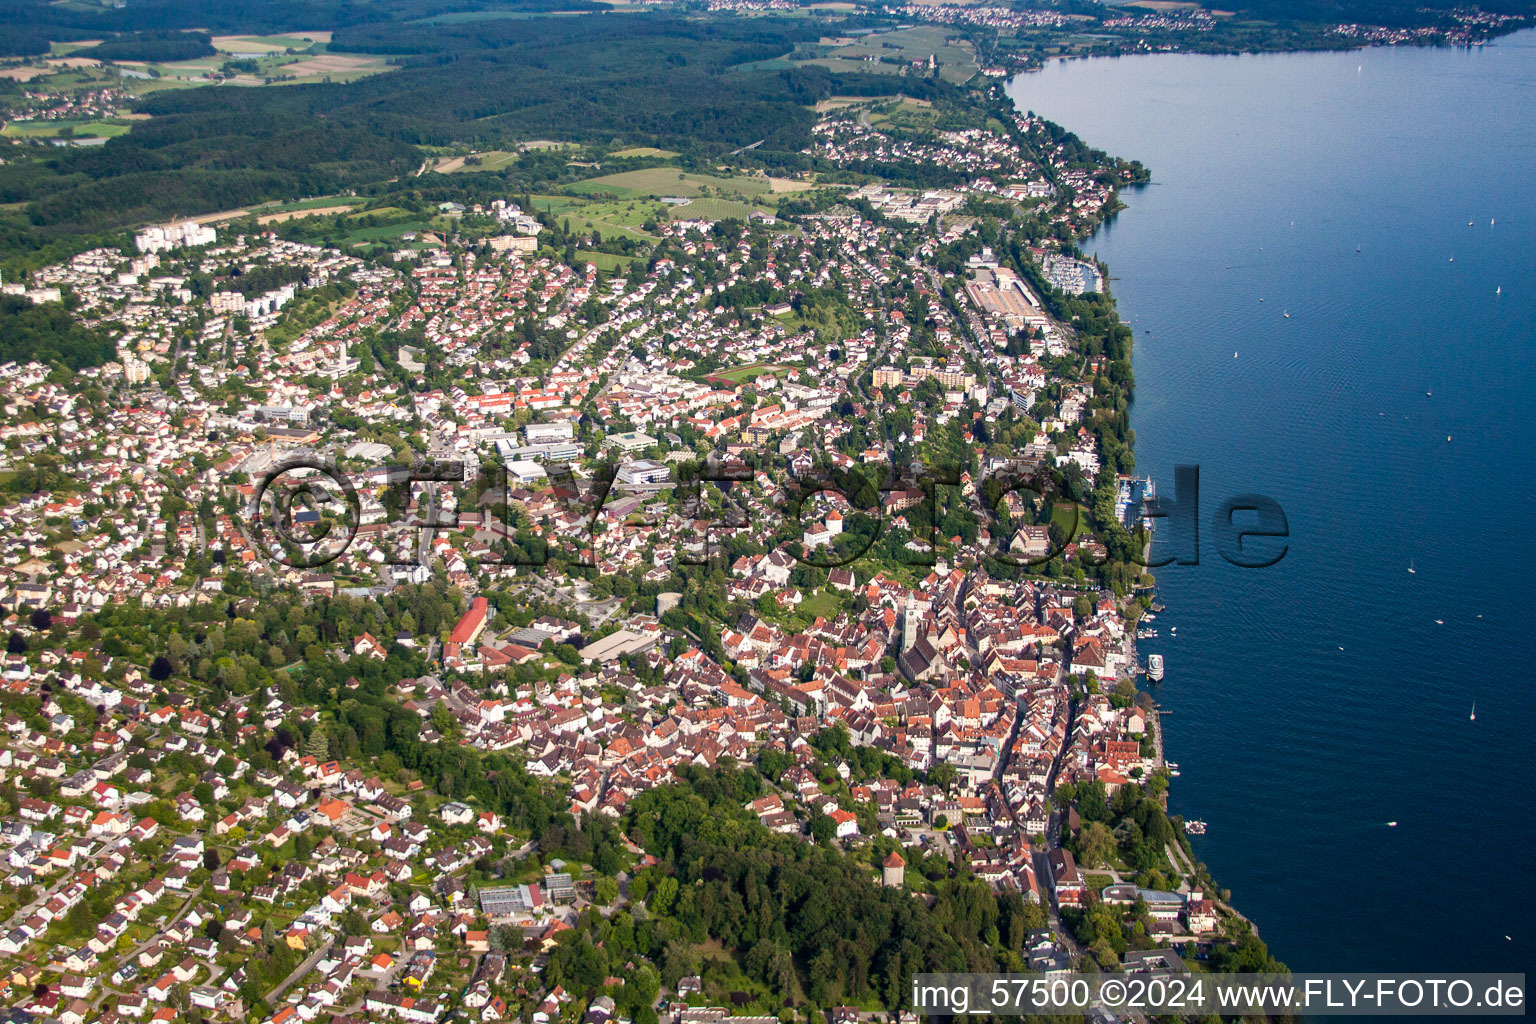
0 80 1272 1024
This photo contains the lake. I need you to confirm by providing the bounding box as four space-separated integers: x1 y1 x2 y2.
1008 31 1536 971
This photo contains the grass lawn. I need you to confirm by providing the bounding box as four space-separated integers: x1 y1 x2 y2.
576 250 638 272
565 167 773 200
531 194 661 242
711 362 793 383
797 588 843 619
1051 502 1090 540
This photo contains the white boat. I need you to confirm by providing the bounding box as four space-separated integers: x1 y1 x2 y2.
1470 701 1476 722
1386 821 1398 828
1146 654 1164 681
1407 561 1416 574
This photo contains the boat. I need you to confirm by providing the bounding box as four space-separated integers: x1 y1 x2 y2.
1469 220 1475 226
1386 821 1398 828
1497 285 1501 295
1407 561 1416 574
1282 311 1291 318
1470 701 1476 721
1147 654 1164 681
1426 390 1432 396
1435 619 1444 625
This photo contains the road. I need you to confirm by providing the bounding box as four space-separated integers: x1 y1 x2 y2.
266 936 335 1004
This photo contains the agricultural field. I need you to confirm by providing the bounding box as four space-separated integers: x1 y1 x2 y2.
14 40 391 94
256 201 366 224
565 168 774 200
799 26 980 84
867 96 938 130
1 118 131 139
609 146 679 158
211 32 332 52
531 195 663 242
671 197 772 222
432 151 521 173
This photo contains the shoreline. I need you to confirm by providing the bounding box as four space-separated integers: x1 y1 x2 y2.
1000 61 1256 957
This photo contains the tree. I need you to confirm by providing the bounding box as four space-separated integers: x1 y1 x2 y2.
593 875 619 905
808 813 835 845
150 655 174 681
1079 821 1115 869
305 728 330 760
430 701 455 736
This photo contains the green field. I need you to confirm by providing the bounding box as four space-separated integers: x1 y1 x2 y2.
1051 502 1090 540
796 589 843 620
671 197 768 222
712 362 794 383
609 146 679 159
576 251 638 272
532 194 663 242
801 26 979 85
1 119 131 139
260 195 368 213
216 34 327 50
566 167 773 200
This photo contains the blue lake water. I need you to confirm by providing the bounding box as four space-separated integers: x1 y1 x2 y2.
1008 32 1536 971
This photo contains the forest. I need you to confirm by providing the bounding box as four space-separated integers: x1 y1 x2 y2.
0 12 926 259
619 764 1047 1013
85 30 217 63
0 294 115 369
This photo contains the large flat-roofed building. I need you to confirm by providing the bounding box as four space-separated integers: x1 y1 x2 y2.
579 629 658 664
479 883 542 917
525 421 575 446
615 459 672 489
543 872 574 903
604 431 657 453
